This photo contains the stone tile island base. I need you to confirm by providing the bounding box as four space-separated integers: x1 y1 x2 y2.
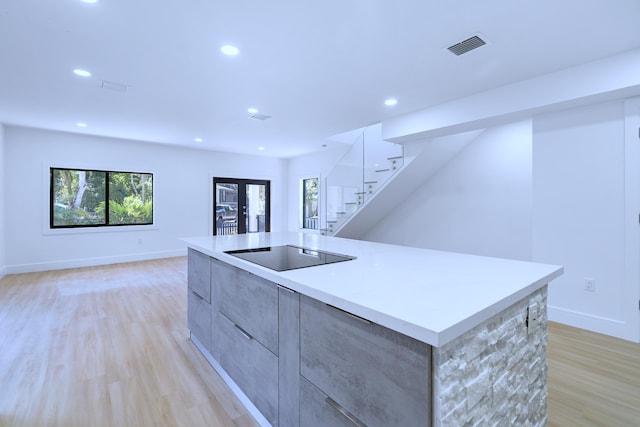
433 286 548 426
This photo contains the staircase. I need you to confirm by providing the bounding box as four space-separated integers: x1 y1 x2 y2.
322 123 404 236
321 126 485 238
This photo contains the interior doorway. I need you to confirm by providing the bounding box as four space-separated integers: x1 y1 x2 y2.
213 177 270 235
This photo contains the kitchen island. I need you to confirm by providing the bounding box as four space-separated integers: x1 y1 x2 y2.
183 232 563 427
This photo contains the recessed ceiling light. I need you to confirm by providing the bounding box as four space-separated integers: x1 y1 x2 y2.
73 69 92 77
384 98 398 107
221 45 239 56
76 122 88 127
248 108 258 114
258 146 265 151
80 0 99 3
194 137 203 142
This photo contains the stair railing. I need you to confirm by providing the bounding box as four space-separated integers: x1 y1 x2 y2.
323 123 403 235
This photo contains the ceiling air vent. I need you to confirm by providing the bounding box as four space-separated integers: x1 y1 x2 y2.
99 80 129 93
447 35 486 56
249 113 272 121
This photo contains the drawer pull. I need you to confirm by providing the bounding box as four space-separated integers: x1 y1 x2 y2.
327 304 371 325
325 397 367 427
234 324 252 340
191 290 205 301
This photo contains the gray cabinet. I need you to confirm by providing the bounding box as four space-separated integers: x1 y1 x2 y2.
188 254 431 427
300 376 367 427
187 249 211 351
218 265 278 355
209 258 232 360
300 295 431 427
187 248 211 302
187 289 211 350
215 312 279 425
209 258 293 426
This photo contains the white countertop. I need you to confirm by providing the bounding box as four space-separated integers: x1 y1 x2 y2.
182 232 563 347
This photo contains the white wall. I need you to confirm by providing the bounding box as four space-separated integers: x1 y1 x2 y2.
358 100 637 341
287 145 349 232
532 100 629 339
4 126 287 273
363 120 533 261
0 124 6 278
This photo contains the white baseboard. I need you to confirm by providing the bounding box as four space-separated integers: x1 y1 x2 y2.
548 304 634 342
5 249 187 275
0 265 6 281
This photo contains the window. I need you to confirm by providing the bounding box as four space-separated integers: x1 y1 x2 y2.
302 178 318 229
50 168 153 228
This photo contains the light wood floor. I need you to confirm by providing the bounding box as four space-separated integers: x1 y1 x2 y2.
547 321 640 426
1 258 639 426
0 257 258 427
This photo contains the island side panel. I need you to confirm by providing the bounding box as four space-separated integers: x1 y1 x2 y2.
432 285 548 426
278 286 300 427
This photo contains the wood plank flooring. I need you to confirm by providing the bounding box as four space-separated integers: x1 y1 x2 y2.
0 258 258 427
1 257 639 426
547 321 640 427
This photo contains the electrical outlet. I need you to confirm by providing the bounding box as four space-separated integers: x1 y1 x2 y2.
584 278 596 292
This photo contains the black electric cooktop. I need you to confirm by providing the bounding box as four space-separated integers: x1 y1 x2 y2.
225 245 356 271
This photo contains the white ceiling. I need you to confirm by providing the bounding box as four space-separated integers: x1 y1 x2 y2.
1 0 639 158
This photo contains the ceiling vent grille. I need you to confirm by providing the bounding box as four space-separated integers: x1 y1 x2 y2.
249 113 272 121
99 80 129 93
447 35 486 56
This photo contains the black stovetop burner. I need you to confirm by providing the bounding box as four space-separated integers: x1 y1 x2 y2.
225 245 356 272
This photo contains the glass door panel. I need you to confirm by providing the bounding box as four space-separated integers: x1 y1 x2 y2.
215 182 238 235
246 183 267 233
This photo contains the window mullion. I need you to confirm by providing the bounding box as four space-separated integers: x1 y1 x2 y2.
105 171 110 225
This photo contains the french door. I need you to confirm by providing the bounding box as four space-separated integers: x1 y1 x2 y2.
213 177 270 235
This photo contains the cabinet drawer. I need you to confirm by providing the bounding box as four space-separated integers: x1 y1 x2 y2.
187 289 211 351
300 295 431 427
217 265 278 355
300 376 368 427
215 312 278 426
188 249 211 302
